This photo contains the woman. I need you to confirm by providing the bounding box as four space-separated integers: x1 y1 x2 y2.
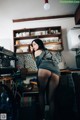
29 38 60 120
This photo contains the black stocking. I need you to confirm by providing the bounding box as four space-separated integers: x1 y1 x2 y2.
48 73 60 120
37 69 51 120
37 69 59 120
38 76 48 120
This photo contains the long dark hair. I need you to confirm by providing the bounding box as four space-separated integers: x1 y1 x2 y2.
31 38 46 50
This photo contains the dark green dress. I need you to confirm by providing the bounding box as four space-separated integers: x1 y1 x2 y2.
35 50 60 76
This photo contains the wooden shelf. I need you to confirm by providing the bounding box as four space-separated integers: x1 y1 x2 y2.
14 44 29 47
44 41 62 45
13 26 63 53
14 34 61 40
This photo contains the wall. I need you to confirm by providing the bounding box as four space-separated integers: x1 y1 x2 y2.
0 17 77 68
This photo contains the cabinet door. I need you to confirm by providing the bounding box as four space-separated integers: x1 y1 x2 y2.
75 5 80 24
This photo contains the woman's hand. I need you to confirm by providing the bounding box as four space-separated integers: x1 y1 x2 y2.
30 45 33 52
28 45 34 53
28 45 35 59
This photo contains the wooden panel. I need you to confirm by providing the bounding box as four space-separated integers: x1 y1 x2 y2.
13 14 74 23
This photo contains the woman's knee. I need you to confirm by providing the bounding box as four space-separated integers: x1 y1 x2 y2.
38 69 51 78
38 69 51 91
50 73 60 87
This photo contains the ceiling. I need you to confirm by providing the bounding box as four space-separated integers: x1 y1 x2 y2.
0 0 79 19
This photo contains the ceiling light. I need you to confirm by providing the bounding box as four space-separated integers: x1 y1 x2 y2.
44 0 50 10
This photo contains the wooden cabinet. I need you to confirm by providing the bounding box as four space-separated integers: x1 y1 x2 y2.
13 26 63 54
75 5 80 25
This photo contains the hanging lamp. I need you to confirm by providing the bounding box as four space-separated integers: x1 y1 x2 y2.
44 0 50 10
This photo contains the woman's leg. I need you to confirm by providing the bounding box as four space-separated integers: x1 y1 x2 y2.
38 69 51 120
48 73 60 120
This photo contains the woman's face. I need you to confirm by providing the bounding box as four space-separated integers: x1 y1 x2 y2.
32 41 39 51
